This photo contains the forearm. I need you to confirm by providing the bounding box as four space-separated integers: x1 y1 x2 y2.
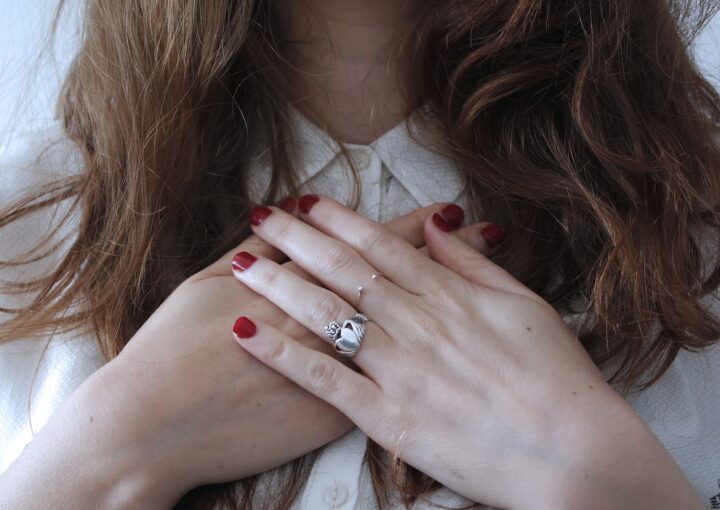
540 393 704 510
0 369 184 510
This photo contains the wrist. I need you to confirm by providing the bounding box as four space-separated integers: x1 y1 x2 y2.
70 362 190 508
0 363 187 510
532 389 703 510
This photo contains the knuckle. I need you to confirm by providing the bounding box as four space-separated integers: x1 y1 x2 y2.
270 215 294 243
309 293 344 327
284 261 312 281
264 339 287 365
402 303 448 343
319 243 356 277
434 284 456 306
422 278 453 303
352 225 387 254
313 202 335 225
255 265 281 288
424 277 467 310
307 357 339 393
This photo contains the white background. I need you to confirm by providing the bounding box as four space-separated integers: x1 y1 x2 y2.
0 0 718 140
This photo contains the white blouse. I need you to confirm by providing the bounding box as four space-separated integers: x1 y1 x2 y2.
1 108 720 509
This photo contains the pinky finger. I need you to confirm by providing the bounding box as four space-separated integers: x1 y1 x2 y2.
232 316 383 427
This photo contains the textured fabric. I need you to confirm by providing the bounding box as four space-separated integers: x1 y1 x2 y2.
0 125 106 478
1 110 720 509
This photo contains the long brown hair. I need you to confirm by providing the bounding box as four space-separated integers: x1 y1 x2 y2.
2 0 720 508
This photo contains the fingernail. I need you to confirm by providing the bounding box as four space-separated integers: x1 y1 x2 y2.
432 213 452 232
299 194 320 214
481 223 507 248
279 196 297 213
233 316 257 339
440 204 464 230
250 206 272 226
232 251 257 272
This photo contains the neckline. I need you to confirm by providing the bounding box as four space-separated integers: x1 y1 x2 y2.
246 99 465 210
287 101 429 149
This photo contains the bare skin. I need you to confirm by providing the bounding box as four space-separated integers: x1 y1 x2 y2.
277 0 423 144
0 205 494 509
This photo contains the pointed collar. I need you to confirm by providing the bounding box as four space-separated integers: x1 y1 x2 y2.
248 103 465 207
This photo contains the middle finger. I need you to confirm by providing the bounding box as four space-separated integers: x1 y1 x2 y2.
247 205 415 316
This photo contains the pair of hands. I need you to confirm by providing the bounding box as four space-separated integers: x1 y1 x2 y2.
0 196 702 510
17 200 494 508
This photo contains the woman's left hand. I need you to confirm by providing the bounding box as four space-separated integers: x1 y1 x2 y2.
230 195 703 510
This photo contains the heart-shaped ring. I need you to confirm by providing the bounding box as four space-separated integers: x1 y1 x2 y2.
329 313 368 358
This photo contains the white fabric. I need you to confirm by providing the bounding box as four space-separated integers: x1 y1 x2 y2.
1 109 720 509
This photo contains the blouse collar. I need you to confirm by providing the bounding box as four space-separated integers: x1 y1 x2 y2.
248 103 466 207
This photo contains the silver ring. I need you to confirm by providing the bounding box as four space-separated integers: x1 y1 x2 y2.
324 321 341 342
325 313 368 358
357 273 383 309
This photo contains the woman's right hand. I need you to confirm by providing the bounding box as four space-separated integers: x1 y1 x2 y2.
0 202 493 510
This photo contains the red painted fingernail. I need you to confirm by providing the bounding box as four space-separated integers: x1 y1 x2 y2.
481 223 507 248
232 251 257 272
299 194 320 214
440 204 464 231
432 213 452 232
250 206 272 226
279 196 297 213
233 316 257 339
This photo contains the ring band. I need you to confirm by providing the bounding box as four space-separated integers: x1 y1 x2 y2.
356 273 384 309
324 313 368 358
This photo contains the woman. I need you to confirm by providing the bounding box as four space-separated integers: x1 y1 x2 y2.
0 0 719 508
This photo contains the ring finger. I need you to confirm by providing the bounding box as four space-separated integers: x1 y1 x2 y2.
232 250 394 373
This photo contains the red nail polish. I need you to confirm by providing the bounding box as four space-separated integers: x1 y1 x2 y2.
233 316 257 339
279 197 297 213
481 223 507 248
232 251 257 272
250 206 272 226
299 194 320 214
440 204 464 231
432 213 452 232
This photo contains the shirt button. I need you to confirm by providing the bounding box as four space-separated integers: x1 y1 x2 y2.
351 147 372 170
321 481 349 508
